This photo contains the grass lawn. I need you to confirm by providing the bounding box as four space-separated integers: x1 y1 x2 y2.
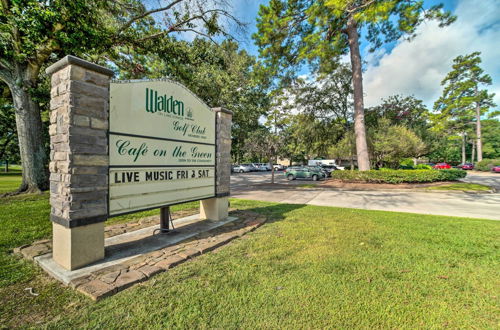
0 189 498 327
0 171 22 193
0 173 198 287
297 183 318 188
426 182 492 192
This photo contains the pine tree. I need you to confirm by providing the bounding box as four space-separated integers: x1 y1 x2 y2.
434 52 496 162
254 0 455 170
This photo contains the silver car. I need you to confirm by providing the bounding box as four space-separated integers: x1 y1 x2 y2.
232 164 252 173
253 163 271 171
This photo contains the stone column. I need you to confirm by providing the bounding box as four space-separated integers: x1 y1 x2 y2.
200 108 232 221
46 56 113 270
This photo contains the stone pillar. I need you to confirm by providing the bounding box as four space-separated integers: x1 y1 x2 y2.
200 108 232 221
46 55 113 270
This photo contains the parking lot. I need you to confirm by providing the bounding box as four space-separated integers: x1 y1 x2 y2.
230 170 500 220
231 170 293 188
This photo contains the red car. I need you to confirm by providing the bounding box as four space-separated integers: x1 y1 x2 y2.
458 163 474 170
433 162 451 169
492 166 500 173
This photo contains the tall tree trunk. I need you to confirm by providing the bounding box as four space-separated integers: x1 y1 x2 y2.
9 78 48 193
475 95 483 162
346 17 370 171
471 139 475 163
461 133 466 164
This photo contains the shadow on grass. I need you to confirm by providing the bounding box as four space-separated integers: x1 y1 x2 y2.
0 171 22 176
104 202 306 263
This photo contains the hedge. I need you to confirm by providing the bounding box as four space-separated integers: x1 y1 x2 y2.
331 169 466 184
475 159 500 171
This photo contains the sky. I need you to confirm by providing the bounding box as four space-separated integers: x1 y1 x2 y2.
230 0 500 110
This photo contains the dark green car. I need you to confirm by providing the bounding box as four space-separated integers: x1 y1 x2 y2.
284 166 326 181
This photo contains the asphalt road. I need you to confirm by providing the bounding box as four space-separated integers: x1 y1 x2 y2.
230 171 500 220
461 171 500 191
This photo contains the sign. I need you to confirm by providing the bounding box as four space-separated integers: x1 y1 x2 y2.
109 80 216 216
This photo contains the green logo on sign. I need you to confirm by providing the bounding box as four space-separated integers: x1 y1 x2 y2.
146 88 184 116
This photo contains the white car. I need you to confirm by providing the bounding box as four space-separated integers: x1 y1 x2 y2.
232 164 252 173
253 163 270 171
273 164 284 171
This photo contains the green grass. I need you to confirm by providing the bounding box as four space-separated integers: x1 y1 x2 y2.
0 171 22 193
0 195 498 328
426 182 492 191
297 183 318 188
0 190 198 287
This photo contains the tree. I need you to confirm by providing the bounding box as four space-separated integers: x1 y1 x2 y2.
115 39 269 164
254 0 454 171
368 119 425 168
244 127 283 183
282 64 354 162
295 64 354 139
0 84 19 171
365 95 430 137
329 132 356 169
0 0 243 192
434 52 496 162
482 119 500 159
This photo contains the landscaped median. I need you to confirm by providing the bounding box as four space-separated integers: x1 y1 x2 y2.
331 169 466 184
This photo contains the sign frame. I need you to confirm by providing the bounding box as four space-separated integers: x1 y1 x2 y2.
107 78 218 217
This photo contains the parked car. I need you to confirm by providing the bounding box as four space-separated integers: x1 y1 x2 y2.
433 162 451 169
458 163 474 170
256 163 272 171
240 163 257 171
308 166 330 177
492 165 500 173
251 163 268 171
319 165 337 177
232 164 252 173
273 164 285 171
284 166 326 181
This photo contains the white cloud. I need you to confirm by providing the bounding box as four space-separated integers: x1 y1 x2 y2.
363 0 500 109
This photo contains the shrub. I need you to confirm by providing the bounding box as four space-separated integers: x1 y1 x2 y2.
331 169 466 184
416 164 432 170
399 158 415 169
476 159 500 171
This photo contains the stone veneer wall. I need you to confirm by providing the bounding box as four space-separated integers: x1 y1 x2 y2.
46 56 113 228
213 108 232 197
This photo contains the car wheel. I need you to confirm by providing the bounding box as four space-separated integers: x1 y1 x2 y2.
287 174 295 181
239 169 244 173
312 174 318 181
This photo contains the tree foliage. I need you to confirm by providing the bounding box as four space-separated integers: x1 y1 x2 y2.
368 119 425 168
254 0 454 171
0 84 18 167
0 0 244 192
365 95 430 137
434 52 496 162
254 0 454 77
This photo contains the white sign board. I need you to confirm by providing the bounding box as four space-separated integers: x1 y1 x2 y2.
108 80 216 216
